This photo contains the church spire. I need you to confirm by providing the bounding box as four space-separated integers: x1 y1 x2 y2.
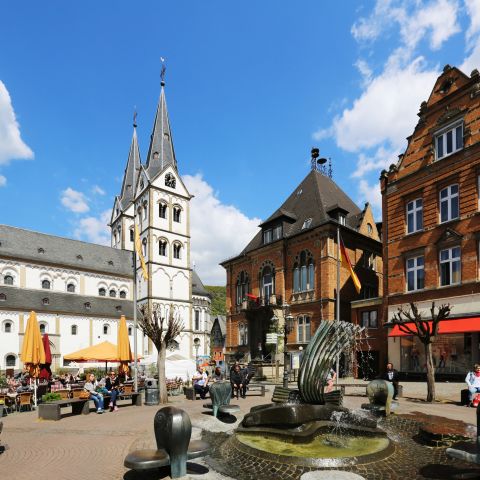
145 60 177 179
119 113 141 210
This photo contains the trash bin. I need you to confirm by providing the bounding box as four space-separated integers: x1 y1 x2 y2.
144 378 159 406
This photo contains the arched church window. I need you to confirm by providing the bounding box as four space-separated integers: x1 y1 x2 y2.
143 202 148 220
142 238 147 257
120 290 127 299
3 321 12 333
6 354 16 367
71 325 78 335
42 279 51 290
99 288 106 296
39 323 47 334
4 275 13 285
103 324 110 335
67 283 75 293
159 239 167 256
173 243 182 259
159 202 167 219
109 289 116 298
173 206 181 223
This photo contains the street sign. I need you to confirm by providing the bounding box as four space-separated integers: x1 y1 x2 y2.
266 333 278 344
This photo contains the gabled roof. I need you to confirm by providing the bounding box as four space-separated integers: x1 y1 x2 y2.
119 126 141 211
0 225 133 276
0 286 134 319
145 84 177 179
212 316 226 336
192 270 211 298
235 170 362 256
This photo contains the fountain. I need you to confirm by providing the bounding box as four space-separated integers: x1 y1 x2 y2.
232 320 394 467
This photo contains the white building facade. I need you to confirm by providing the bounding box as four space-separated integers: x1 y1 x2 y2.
110 78 211 364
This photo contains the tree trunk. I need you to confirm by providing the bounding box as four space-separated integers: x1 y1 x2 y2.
157 345 168 404
425 342 436 402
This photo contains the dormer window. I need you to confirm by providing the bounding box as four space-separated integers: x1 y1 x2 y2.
302 218 312 230
339 214 346 226
263 229 272 244
435 121 463 160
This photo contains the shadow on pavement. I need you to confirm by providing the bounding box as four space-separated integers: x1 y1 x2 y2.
124 462 209 479
419 464 480 479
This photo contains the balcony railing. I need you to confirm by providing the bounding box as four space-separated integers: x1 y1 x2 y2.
242 294 283 310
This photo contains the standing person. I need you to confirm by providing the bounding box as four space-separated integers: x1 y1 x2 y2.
465 364 480 406
84 373 104 414
325 368 336 393
230 364 246 399
192 366 209 400
381 363 400 400
105 371 120 412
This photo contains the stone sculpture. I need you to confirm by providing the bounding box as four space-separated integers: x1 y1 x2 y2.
361 379 395 416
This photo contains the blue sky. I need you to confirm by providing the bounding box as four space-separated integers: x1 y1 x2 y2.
1 1 480 284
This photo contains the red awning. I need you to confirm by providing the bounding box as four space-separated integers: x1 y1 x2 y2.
389 317 480 337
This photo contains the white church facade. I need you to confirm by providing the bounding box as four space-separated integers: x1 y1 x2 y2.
0 79 211 373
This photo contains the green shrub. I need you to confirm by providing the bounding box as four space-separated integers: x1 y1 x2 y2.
0 376 7 389
42 392 62 402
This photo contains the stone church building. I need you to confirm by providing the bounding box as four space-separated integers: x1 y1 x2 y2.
0 79 211 373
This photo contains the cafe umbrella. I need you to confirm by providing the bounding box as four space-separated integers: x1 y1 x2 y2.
20 311 46 408
117 316 133 377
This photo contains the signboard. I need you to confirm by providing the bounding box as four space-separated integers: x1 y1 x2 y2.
266 333 278 344
291 352 301 370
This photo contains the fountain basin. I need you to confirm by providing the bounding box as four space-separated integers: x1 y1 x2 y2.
232 424 394 468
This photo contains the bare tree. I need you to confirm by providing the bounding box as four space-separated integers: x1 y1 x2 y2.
138 303 183 404
391 302 451 402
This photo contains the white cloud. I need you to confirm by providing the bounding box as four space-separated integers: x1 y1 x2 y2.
61 187 90 213
358 179 382 212
184 173 261 285
73 209 111 246
92 185 106 195
0 175 6 187
351 146 398 179
324 57 438 153
0 81 34 165
465 0 480 47
352 0 460 51
355 59 373 87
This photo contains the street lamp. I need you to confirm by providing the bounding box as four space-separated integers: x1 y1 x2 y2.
272 306 295 388
194 337 200 366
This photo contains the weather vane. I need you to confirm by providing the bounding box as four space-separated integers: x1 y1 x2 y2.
160 57 166 86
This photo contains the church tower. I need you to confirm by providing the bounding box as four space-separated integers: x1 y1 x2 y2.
111 72 203 363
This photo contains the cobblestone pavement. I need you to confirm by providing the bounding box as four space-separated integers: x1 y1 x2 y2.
1 383 479 480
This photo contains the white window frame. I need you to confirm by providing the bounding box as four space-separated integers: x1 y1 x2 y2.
406 198 423 234
263 229 272 244
297 315 311 343
440 246 461 286
435 121 463 161
339 214 346 225
406 255 424 292
439 184 459 223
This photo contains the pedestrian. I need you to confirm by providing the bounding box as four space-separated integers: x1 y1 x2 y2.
381 362 400 400
325 368 336 393
212 367 224 382
465 364 480 406
192 365 209 400
230 364 246 398
105 371 120 412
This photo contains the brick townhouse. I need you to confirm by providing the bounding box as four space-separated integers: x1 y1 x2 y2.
382 65 480 379
221 161 384 377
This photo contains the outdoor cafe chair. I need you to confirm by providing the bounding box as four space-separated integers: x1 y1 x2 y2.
0 394 15 414
57 389 71 400
17 392 33 412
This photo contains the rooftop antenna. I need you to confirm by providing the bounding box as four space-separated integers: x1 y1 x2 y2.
311 147 330 176
160 57 166 87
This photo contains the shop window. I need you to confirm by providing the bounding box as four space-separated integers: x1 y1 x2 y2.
407 198 423 233
361 310 378 329
439 184 459 223
406 256 424 291
440 246 461 286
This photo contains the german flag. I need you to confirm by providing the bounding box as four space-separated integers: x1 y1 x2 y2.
340 236 361 294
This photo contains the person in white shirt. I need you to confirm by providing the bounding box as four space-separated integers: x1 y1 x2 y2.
465 364 480 405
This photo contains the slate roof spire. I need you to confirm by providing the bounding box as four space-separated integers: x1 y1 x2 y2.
119 113 141 210
145 62 177 179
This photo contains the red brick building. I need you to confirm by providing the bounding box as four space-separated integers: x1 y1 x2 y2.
381 65 480 378
221 166 385 377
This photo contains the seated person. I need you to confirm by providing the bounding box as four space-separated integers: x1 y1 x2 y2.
212 367 224 382
325 368 336 393
105 371 121 412
230 364 246 398
84 373 104 414
381 362 400 400
465 364 480 406
16 381 30 393
192 366 209 399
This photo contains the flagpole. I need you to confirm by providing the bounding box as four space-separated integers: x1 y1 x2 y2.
133 221 138 393
336 226 340 386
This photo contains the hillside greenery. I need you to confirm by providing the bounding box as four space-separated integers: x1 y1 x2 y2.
205 285 226 317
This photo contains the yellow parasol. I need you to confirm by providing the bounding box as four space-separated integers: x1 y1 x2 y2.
117 316 133 376
21 311 46 378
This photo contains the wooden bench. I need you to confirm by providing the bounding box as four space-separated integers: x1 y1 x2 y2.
245 384 266 397
184 387 210 401
38 398 90 421
116 385 142 406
